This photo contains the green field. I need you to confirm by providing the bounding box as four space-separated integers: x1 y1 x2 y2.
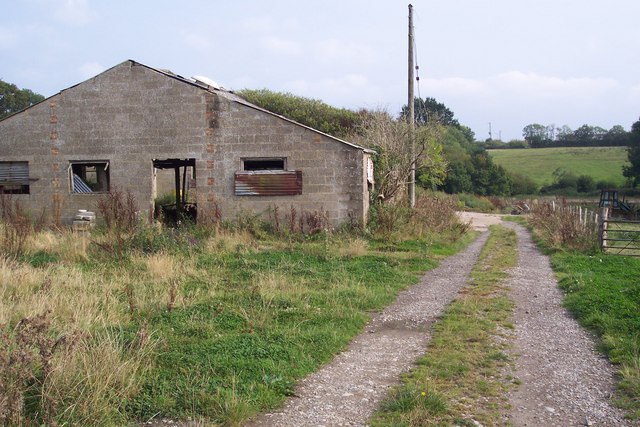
488 146 629 187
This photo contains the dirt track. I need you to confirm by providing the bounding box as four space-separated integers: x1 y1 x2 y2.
457 210 504 231
245 213 631 426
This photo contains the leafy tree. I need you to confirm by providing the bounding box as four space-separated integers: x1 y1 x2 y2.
400 97 460 127
440 150 511 196
524 122 630 148
576 175 596 193
469 153 512 196
540 168 582 194
573 124 596 141
557 125 573 141
509 172 538 195
237 89 362 138
522 123 551 147
0 79 45 120
398 97 512 196
607 125 629 145
623 118 640 187
441 161 472 194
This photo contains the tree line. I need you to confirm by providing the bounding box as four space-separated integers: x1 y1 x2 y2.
519 123 631 148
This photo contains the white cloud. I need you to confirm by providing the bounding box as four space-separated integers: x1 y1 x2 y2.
53 0 96 26
421 76 491 98
626 83 640 100
78 62 105 79
182 32 212 51
242 15 275 33
260 36 302 55
313 39 376 66
0 27 17 49
319 74 369 92
283 74 370 105
491 71 618 100
419 72 619 104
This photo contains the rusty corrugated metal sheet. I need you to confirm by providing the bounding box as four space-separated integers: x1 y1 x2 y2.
235 170 302 196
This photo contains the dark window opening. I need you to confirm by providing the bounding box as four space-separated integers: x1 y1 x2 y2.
243 158 285 171
0 161 30 194
70 161 110 193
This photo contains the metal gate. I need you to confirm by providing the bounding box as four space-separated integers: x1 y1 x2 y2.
600 216 640 257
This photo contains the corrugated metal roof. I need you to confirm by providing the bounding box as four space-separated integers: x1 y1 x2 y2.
235 170 302 196
72 174 93 193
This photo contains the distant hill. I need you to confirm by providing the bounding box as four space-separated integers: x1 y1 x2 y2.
488 146 628 188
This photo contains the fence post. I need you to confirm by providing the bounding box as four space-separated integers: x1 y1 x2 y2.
599 207 609 251
579 206 583 226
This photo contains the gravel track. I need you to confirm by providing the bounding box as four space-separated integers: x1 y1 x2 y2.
246 232 490 426
504 222 632 426
151 215 633 426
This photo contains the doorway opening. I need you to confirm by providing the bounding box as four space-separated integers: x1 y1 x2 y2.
152 158 197 225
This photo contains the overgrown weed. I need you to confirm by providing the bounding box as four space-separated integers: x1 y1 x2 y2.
1 192 473 425
0 195 45 258
528 200 598 251
0 312 151 426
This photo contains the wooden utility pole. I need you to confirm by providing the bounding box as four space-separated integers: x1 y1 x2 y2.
408 3 416 208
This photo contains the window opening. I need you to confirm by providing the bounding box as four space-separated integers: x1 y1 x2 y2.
243 158 285 171
0 161 30 194
69 161 110 193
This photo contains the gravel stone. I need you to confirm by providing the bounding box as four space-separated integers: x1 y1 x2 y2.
503 222 632 426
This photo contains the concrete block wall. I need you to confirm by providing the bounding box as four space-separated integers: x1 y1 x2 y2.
201 98 369 226
0 60 370 227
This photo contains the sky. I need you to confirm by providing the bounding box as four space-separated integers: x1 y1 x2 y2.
2 0 640 141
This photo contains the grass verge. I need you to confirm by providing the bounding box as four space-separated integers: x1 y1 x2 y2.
369 225 518 426
550 253 640 420
1 218 474 426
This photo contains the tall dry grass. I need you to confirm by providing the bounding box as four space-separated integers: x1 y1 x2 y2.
371 192 467 241
0 313 153 426
26 228 90 263
1 228 163 424
0 260 130 329
528 201 599 251
43 327 154 425
337 237 369 258
205 228 258 253
408 193 467 237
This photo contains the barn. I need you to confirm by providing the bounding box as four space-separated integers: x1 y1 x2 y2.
0 60 374 228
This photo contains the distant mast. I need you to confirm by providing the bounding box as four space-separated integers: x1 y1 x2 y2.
408 4 416 208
